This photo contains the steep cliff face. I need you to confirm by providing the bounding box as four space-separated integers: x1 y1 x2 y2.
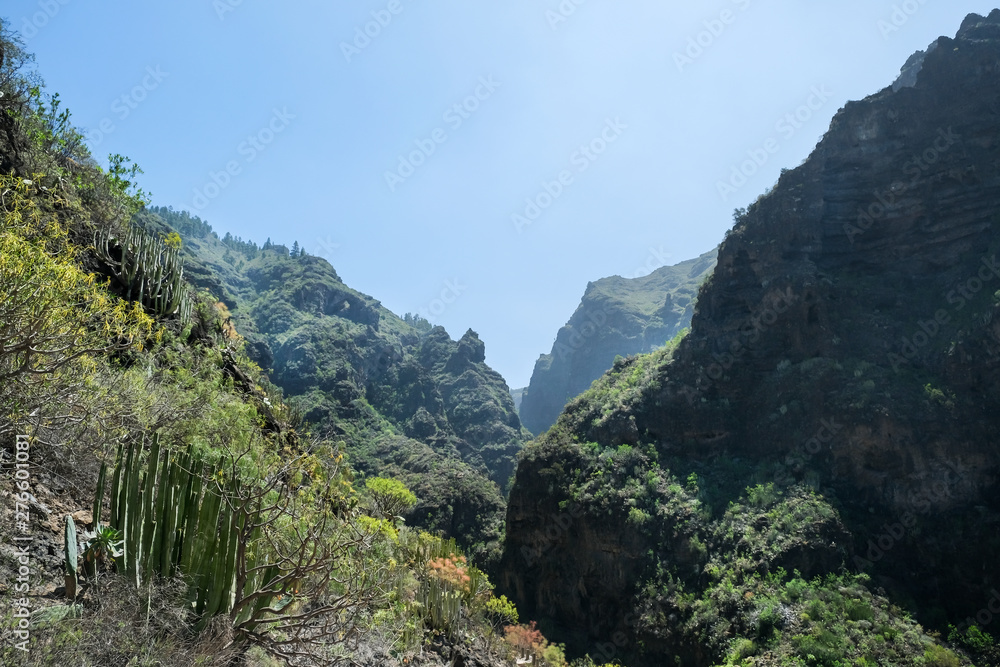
656 10 1000 509
519 249 717 435
502 12 1000 665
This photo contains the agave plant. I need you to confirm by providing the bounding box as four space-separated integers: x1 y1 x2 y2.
82 523 124 586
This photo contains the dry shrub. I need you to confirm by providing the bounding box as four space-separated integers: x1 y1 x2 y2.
15 573 241 666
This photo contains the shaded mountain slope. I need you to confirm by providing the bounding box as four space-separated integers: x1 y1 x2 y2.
501 11 1000 667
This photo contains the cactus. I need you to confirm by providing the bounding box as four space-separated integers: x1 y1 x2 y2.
419 575 464 638
94 223 192 324
103 434 282 630
84 462 109 581
92 462 107 528
397 532 482 640
64 515 78 601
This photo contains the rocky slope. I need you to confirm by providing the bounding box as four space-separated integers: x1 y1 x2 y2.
519 249 717 435
141 207 529 563
501 11 1000 666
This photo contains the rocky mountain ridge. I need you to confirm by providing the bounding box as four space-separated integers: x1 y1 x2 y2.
143 207 530 564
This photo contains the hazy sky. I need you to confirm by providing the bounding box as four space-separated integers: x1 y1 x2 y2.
4 1 996 388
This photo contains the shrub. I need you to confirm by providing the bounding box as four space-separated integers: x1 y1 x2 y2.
726 637 758 662
792 628 846 665
364 476 418 521
756 603 782 639
0 175 156 435
428 555 472 593
746 483 780 508
923 644 961 667
485 594 519 629
628 507 652 525
785 575 808 601
845 599 874 622
505 621 545 659
949 623 995 651
503 620 568 665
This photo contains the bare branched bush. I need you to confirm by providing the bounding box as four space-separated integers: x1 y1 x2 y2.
215 435 395 665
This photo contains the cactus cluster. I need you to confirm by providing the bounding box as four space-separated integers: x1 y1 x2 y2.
102 434 280 630
95 223 193 324
418 575 464 636
401 534 490 641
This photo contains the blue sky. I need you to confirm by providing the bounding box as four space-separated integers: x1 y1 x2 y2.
4 1 996 389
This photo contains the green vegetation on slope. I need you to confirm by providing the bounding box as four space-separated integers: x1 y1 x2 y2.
503 329 989 666
0 22 545 666
136 204 530 568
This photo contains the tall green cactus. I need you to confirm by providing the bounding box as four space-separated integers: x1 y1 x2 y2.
92 462 107 528
95 223 192 324
84 463 108 581
105 434 281 630
419 575 464 638
64 515 78 601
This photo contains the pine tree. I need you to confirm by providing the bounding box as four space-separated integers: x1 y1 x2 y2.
291 241 300 257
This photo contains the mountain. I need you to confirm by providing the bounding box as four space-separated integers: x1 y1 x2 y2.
500 11 1000 667
0 20 538 659
137 207 530 565
519 249 717 435
8 8 1000 666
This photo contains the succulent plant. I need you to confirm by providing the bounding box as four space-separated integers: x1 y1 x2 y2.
95 223 192 324
105 433 281 629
